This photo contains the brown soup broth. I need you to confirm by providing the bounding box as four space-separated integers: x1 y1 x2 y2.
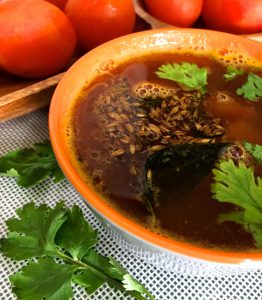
72 52 262 251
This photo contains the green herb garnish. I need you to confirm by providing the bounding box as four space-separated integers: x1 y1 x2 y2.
212 159 262 248
156 62 207 94
224 66 244 81
243 142 262 164
0 140 64 187
237 73 262 101
0 202 154 300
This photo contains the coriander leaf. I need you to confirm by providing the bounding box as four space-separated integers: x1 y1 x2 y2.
212 160 262 220
243 142 262 164
0 202 155 300
237 73 262 101
212 159 262 247
10 257 77 300
82 252 153 299
218 211 245 225
73 270 105 295
55 205 97 260
109 258 155 300
0 140 65 187
82 250 124 280
247 223 262 248
219 212 262 248
0 168 19 177
156 62 207 94
123 274 155 300
52 167 65 183
224 66 244 81
109 256 127 277
0 202 66 259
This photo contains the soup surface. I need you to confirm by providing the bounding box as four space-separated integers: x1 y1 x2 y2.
71 52 262 251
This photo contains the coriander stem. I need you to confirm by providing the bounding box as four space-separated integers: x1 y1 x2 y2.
55 250 152 300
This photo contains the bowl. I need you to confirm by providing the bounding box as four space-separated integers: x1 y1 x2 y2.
49 28 262 276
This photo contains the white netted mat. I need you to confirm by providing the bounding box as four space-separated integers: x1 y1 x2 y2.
1 109 262 300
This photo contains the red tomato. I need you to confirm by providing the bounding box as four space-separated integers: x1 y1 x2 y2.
202 0 262 34
65 0 136 51
0 0 76 78
144 0 203 27
44 0 68 10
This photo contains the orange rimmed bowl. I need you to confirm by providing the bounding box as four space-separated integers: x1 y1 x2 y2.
49 28 262 276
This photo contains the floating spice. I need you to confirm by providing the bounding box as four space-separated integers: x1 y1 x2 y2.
92 78 225 166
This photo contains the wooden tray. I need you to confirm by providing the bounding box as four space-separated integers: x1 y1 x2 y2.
1 2 262 122
0 71 63 122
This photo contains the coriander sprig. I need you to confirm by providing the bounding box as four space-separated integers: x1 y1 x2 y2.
0 202 155 300
223 66 244 81
243 142 262 164
156 62 207 95
237 73 262 101
212 150 262 248
0 140 64 187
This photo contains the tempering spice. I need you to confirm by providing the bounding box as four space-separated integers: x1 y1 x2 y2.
92 78 225 174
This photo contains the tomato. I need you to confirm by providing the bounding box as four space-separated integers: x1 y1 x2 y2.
144 0 203 27
65 0 136 51
0 0 76 78
202 0 262 34
44 0 68 10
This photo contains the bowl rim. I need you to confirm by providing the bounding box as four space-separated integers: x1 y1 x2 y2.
49 27 262 266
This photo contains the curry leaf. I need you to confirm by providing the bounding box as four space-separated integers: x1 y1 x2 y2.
144 143 229 215
0 140 65 187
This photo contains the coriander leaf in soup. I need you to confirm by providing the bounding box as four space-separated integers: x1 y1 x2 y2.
212 159 262 247
224 66 244 81
0 139 65 187
0 202 66 259
237 73 262 101
10 257 77 300
217 210 246 225
156 62 207 94
55 205 98 260
243 142 262 164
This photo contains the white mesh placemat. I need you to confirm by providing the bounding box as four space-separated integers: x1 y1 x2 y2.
1 109 262 300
